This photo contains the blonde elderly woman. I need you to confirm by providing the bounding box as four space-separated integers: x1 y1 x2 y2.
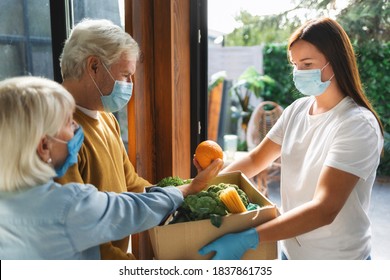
0 76 223 260
56 18 151 259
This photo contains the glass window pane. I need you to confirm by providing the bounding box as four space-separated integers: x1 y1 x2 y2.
28 0 52 37
73 0 123 26
0 1 24 35
31 43 53 78
0 43 25 77
0 0 53 80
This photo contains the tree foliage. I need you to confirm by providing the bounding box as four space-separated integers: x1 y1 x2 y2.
337 0 389 43
224 11 302 46
224 0 389 45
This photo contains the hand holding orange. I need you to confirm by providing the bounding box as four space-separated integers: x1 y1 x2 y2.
194 140 223 169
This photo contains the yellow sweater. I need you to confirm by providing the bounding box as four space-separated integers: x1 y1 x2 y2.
56 109 151 259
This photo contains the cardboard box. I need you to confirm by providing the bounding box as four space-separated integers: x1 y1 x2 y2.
148 171 279 260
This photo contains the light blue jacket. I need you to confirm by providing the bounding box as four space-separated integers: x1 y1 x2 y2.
0 180 183 259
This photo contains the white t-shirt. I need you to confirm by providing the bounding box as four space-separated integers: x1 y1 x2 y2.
267 96 383 259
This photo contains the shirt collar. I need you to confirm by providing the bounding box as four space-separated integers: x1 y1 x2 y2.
76 105 99 119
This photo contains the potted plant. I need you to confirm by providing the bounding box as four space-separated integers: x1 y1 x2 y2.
230 66 276 150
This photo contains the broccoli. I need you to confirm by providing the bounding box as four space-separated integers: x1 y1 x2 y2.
207 184 226 195
208 183 249 207
156 176 192 187
168 182 251 226
183 191 227 219
236 187 249 207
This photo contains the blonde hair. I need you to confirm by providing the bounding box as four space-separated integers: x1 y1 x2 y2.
0 76 75 192
60 18 140 80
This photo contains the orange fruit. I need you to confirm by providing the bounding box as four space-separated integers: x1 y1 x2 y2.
195 140 223 169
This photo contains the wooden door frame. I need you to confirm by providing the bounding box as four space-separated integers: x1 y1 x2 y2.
125 0 194 259
126 0 192 184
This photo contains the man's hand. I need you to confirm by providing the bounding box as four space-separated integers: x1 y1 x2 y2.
178 158 223 197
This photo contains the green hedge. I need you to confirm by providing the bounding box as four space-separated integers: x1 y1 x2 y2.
262 42 390 176
355 42 390 132
262 43 300 108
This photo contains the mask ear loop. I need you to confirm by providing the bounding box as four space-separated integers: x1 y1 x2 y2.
321 62 334 81
89 72 104 97
321 62 330 71
89 60 115 97
101 63 116 82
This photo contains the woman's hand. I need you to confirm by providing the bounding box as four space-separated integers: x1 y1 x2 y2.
198 228 259 260
178 158 223 197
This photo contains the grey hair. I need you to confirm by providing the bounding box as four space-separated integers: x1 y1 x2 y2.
0 76 75 192
60 18 140 80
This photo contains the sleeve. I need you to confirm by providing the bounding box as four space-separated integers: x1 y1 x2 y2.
325 115 383 180
64 184 183 252
266 115 285 145
266 100 296 145
267 97 313 146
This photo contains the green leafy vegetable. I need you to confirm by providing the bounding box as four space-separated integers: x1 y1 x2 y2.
208 183 249 207
156 177 254 227
182 190 228 219
169 182 251 226
156 176 192 187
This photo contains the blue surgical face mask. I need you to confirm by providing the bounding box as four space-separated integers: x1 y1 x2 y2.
293 62 334 96
51 126 84 178
90 63 133 113
100 80 133 112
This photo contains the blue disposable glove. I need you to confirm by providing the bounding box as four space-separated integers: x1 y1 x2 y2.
198 228 259 260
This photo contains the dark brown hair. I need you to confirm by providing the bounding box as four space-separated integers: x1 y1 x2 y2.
288 17 383 135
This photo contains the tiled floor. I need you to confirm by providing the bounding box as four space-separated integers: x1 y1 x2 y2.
267 177 390 260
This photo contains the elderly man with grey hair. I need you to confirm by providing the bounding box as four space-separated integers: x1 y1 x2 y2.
56 18 151 260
